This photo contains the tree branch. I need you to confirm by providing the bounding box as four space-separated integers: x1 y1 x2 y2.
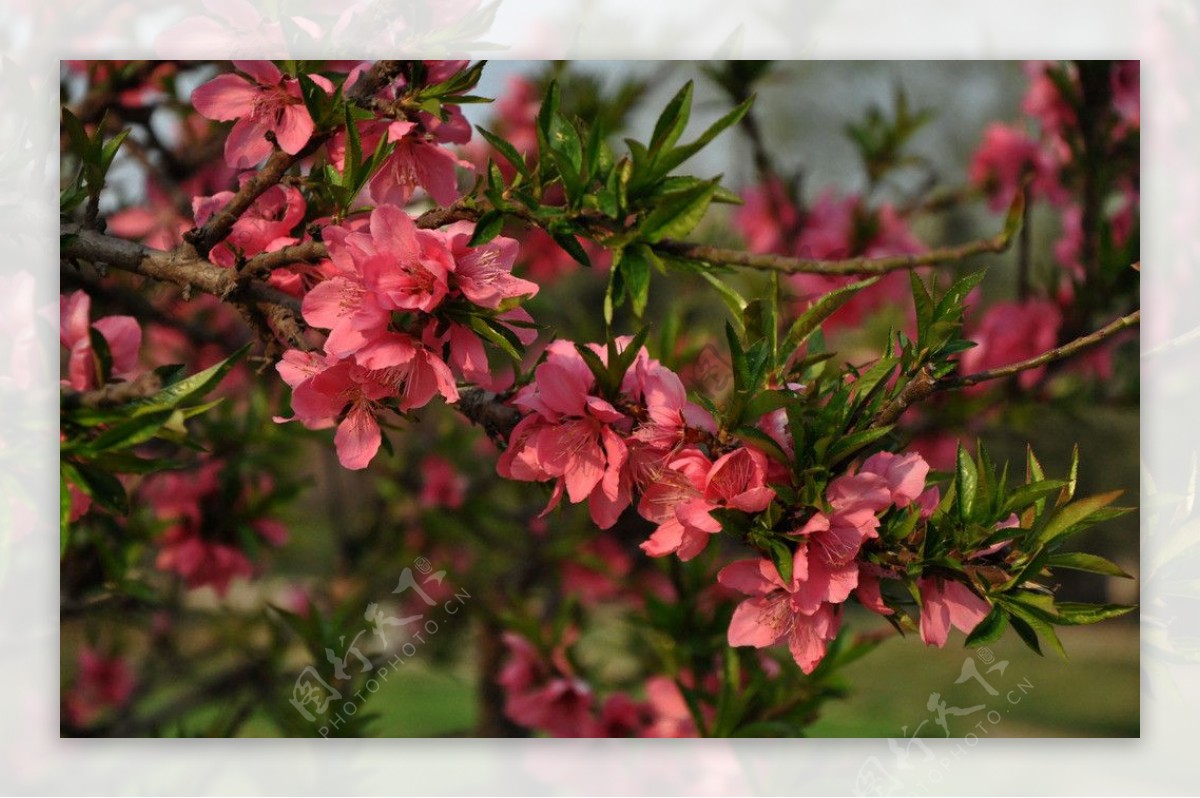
184 59 405 258
872 310 1140 427
653 225 1013 276
62 226 300 313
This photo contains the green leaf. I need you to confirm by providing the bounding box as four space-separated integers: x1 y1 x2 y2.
781 276 880 358
742 288 778 367
1001 595 1067 659
468 210 505 246
89 328 113 387
68 461 129 515
99 128 131 175
74 408 176 455
1058 444 1080 506
907 271 936 345
850 356 897 403
1008 614 1043 656
700 272 748 332
652 95 754 180
1032 490 1125 548
763 538 794 584
640 178 719 243
827 426 894 466
1050 602 1136 626
475 125 530 179
1044 551 1132 578
60 466 71 558
468 315 523 364
62 107 92 163
742 389 795 422
551 231 591 268
139 344 250 409
732 426 790 465
649 81 694 156
964 605 1008 647
610 327 651 389
574 343 613 397
620 245 652 318
955 443 978 523
1002 181 1026 240
1002 479 1068 515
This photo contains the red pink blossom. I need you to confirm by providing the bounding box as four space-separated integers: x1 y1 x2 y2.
191 60 332 168
60 290 142 392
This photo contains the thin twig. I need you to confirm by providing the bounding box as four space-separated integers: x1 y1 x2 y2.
654 225 1013 276
62 226 301 313
871 310 1140 427
951 310 1140 388
184 59 404 258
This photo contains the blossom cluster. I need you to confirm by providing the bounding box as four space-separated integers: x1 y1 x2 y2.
496 338 995 676
276 205 538 469
717 451 969 673
498 337 723 533
141 458 289 596
497 631 699 737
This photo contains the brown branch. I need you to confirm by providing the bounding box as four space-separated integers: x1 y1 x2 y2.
184 59 405 258
240 240 330 279
952 310 1139 388
61 372 164 410
456 387 522 444
63 226 301 313
872 310 1140 428
185 149 302 257
654 224 1013 276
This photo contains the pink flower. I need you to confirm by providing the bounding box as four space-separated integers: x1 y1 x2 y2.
64 647 135 727
329 119 475 208
142 459 222 524
640 676 699 738
786 192 924 331
961 299 1063 390
60 291 142 391
155 529 255 596
637 448 718 561
859 451 930 509
917 576 991 647
640 446 775 562
1022 61 1076 139
735 180 801 255
592 693 653 738
854 564 895 616
193 180 306 268
497 632 596 737
719 550 850 674
969 122 1064 211
437 221 538 308
794 471 891 565
106 181 191 250
498 340 632 528
191 60 332 168
279 340 458 470
1111 60 1140 131
302 204 456 358
562 536 633 605
627 354 717 455
143 459 286 595
419 454 466 509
